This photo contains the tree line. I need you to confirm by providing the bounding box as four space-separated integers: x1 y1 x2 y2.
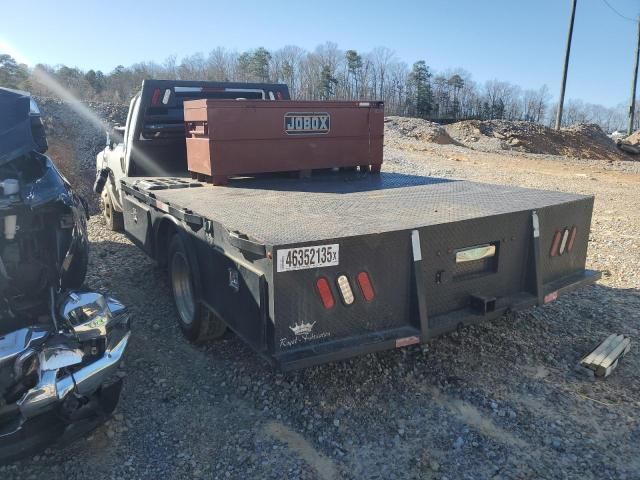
0 44 632 132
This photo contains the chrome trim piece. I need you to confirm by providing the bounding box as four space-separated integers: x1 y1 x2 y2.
19 332 130 419
17 370 58 418
0 328 48 366
57 331 131 399
38 346 83 371
59 291 129 342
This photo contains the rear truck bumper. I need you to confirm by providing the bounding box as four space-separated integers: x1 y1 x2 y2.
273 269 600 371
266 203 599 371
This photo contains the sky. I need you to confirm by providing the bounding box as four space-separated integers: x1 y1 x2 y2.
1 0 639 107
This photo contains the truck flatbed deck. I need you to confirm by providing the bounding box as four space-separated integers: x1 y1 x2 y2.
123 171 587 245
120 170 599 370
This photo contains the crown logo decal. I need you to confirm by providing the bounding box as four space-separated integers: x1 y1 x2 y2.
289 321 316 336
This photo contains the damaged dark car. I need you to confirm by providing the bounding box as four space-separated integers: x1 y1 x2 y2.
0 87 130 462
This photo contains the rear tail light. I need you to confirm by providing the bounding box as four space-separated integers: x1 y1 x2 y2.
549 231 562 257
558 228 570 255
567 226 577 252
550 225 577 257
356 272 375 302
315 277 335 309
336 275 355 305
151 88 161 105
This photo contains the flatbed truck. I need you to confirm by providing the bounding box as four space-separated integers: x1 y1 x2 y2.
96 80 600 371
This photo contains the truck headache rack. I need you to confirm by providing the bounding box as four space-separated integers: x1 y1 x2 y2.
120 171 600 371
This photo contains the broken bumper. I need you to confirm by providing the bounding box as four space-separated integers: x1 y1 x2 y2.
0 293 131 464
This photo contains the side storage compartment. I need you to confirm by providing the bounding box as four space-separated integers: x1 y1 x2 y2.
122 193 153 255
194 234 270 354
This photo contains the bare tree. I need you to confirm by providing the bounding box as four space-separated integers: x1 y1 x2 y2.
9 41 627 132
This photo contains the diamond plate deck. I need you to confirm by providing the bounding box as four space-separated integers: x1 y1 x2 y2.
126 172 589 245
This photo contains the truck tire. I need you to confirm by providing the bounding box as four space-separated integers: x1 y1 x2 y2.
168 234 227 343
101 189 124 232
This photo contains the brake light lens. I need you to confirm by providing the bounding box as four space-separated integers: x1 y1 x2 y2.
356 272 375 302
549 231 562 257
315 277 335 309
151 88 161 105
336 275 355 305
567 226 577 252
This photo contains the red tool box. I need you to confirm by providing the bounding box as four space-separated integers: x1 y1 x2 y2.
183 99 384 184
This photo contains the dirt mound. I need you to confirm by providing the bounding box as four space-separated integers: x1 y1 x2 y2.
36 97 128 212
384 116 457 149
445 120 627 160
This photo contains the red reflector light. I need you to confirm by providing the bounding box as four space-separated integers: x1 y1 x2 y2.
567 226 577 252
151 88 161 105
315 277 335 309
356 272 375 302
549 231 562 257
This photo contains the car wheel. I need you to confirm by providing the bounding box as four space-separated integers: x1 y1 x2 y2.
168 234 226 342
101 190 124 232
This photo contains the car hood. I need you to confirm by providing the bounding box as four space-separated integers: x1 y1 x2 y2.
0 87 37 166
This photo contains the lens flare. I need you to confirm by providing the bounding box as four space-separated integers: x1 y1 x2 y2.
0 38 167 176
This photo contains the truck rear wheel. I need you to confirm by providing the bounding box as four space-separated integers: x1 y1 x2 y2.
168 234 226 343
101 190 124 232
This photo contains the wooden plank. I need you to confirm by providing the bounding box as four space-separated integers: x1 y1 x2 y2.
581 334 618 366
598 337 631 369
579 335 632 378
590 334 624 366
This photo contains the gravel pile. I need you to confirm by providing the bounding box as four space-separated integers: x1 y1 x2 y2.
36 97 127 212
445 120 629 161
3 103 638 480
384 116 457 150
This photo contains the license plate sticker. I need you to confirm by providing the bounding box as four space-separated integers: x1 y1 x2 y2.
277 244 339 272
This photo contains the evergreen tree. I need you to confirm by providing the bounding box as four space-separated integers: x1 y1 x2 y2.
408 61 433 118
237 52 252 81
319 65 338 99
85 69 106 94
345 50 362 97
250 47 271 82
0 54 29 89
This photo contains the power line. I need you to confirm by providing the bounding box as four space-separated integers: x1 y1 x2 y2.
602 0 636 22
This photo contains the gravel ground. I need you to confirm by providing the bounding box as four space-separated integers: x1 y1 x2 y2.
2 140 639 479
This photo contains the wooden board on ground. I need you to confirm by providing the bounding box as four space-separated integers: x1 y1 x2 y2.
580 334 631 378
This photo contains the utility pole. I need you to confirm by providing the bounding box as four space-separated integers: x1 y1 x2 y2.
555 0 578 130
628 16 640 135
